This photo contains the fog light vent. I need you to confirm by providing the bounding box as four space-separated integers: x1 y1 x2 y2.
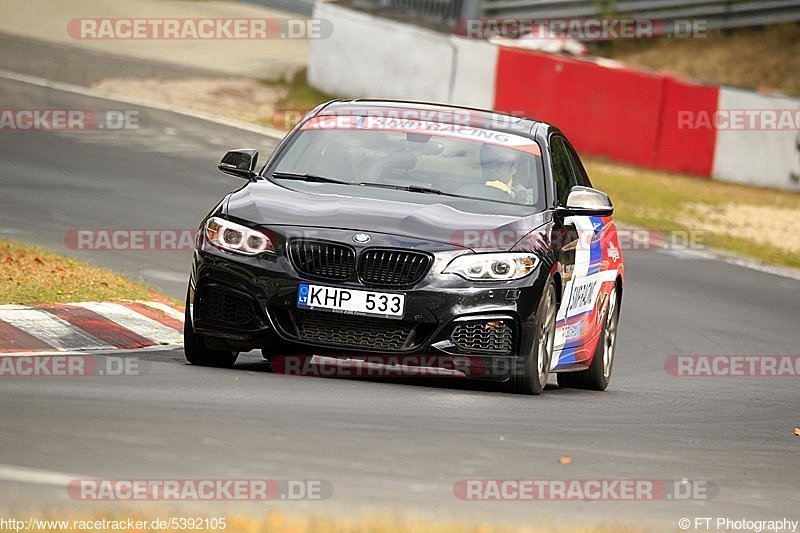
450 319 514 354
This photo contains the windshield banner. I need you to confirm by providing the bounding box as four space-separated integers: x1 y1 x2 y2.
300 115 541 155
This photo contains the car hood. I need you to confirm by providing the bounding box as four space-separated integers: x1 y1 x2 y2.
225 181 550 251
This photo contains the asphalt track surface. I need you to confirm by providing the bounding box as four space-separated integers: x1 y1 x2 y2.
1 75 799 530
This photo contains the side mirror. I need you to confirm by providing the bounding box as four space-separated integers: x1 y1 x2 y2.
560 186 614 217
218 149 259 180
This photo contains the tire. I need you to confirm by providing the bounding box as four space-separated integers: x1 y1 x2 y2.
557 284 620 391
512 281 557 395
183 291 238 368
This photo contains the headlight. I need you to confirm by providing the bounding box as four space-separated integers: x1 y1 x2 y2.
204 216 274 256
443 253 539 281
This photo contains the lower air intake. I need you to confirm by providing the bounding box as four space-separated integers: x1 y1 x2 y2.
197 287 255 325
450 319 514 355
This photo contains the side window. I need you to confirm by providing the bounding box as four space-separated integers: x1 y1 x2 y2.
550 137 578 206
563 140 592 188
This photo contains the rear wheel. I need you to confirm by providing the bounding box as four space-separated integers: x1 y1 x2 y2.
557 285 619 391
512 281 557 395
183 291 238 368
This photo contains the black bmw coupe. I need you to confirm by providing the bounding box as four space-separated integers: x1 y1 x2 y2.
185 99 624 395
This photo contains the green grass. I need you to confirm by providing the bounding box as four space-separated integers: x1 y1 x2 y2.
0 238 158 304
595 23 800 96
260 68 337 128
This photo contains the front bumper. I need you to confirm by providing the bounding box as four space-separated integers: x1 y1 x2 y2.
188 227 550 373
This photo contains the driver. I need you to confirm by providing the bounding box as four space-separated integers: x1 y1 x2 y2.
480 144 527 202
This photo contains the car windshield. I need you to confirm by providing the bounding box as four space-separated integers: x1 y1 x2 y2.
270 115 545 207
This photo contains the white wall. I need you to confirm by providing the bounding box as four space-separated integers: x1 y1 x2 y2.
449 36 497 109
713 88 800 191
309 2 453 102
309 2 497 108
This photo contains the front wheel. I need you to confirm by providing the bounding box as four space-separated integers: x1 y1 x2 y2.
183 291 238 368
557 285 619 391
512 281 557 395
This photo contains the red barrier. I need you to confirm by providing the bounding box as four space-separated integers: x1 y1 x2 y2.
494 47 665 167
654 77 719 176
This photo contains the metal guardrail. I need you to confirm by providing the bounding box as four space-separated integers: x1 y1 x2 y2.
355 0 800 31
481 0 800 31
352 0 470 22
380 0 466 20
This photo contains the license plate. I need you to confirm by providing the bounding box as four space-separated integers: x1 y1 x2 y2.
297 283 405 319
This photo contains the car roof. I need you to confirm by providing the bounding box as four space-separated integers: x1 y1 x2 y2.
313 99 541 139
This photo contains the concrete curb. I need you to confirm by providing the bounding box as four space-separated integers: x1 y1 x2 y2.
0 300 184 354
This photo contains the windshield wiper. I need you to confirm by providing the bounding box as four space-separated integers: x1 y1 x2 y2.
272 174 467 199
271 171 352 185
359 182 466 198
399 184 446 195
